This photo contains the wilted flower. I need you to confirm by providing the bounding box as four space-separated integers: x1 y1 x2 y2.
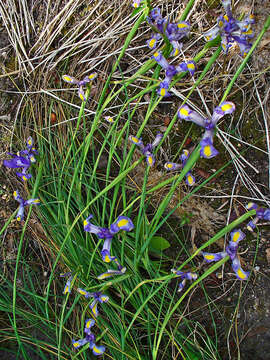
178 101 235 159
152 51 196 96
171 269 198 291
72 319 105 356
62 73 97 101
13 190 40 222
77 289 109 317
146 7 190 57
164 149 195 186
84 214 134 270
204 0 255 56
201 228 249 280
129 133 163 166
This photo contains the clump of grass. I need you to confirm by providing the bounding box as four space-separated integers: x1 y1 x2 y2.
1 1 270 359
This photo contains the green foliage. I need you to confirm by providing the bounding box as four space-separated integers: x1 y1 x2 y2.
1 1 269 359
149 236 171 253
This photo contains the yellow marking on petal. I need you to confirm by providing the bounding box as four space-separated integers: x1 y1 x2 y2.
187 175 194 185
14 191 17 197
134 2 138 7
22 176 27 181
246 202 253 209
104 254 111 263
28 139 32 145
63 75 72 82
118 219 128 228
106 117 114 123
203 145 212 158
131 137 139 143
91 302 98 316
149 39 156 48
85 320 92 328
205 254 215 260
153 52 159 58
183 150 189 156
160 88 166 97
167 163 173 169
83 219 88 226
100 295 108 301
187 63 195 70
73 342 80 348
223 15 229 21
148 156 153 165
64 285 69 294
34 199 40 203
93 346 102 354
79 93 85 101
17 216 21 222
232 232 240 242
179 107 189 117
88 73 96 79
78 289 87 295
173 48 179 56
237 268 247 280
206 36 210 41
98 273 112 279
219 20 224 27
221 103 233 112
178 23 188 29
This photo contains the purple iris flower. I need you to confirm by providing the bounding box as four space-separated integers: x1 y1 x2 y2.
146 7 190 57
171 269 198 292
13 190 40 222
77 289 109 317
178 101 235 159
3 136 38 181
129 133 163 166
3 155 31 181
132 0 142 8
20 136 39 163
245 202 270 231
84 214 134 269
204 0 255 57
201 228 249 280
60 272 73 294
72 319 105 356
97 266 127 280
152 51 196 96
164 149 195 186
62 73 97 101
